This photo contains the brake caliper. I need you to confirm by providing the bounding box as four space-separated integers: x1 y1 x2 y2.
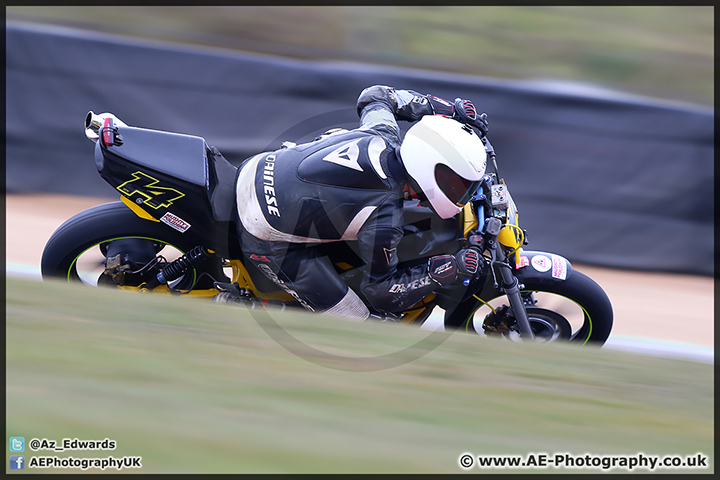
481 305 514 337
102 254 133 285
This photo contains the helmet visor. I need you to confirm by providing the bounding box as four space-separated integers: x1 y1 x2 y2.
434 164 481 207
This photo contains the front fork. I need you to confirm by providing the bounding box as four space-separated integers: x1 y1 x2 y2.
488 242 535 340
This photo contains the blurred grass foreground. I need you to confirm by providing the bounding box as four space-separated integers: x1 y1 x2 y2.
6 277 714 474
6 5 714 107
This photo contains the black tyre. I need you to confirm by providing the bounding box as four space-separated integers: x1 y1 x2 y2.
444 270 613 345
41 201 226 289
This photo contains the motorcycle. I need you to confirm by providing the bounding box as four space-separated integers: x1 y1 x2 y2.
41 111 613 344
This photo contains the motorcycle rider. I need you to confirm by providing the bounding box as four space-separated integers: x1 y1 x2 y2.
222 85 489 320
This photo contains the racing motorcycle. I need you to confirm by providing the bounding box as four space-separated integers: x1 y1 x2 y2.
40 111 613 344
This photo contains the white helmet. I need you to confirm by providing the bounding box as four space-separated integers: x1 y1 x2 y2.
399 115 487 219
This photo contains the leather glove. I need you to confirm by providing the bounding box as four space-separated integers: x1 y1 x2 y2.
428 248 482 287
429 95 489 136
453 98 477 122
453 98 489 136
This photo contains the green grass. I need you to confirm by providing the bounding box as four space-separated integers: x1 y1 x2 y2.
5 277 714 474
6 6 714 106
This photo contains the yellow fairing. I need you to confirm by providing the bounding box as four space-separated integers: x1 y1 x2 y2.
118 284 217 297
462 202 478 237
226 259 295 302
227 259 434 318
121 195 159 222
400 294 436 324
119 259 295 301
497 223 521 249
496 197 524 264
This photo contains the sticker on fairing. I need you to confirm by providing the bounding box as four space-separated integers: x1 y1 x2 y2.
515 256 529 269
551 254 567 280
160 212 191 232
531 255 551 272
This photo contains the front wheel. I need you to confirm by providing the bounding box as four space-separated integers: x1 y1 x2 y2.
41 201 227 290
444 270 613 345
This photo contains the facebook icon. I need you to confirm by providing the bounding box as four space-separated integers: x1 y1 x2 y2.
10 455 25 470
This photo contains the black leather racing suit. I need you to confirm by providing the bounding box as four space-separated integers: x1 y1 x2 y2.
234 85 455 319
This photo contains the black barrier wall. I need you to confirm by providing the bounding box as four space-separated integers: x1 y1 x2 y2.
6 22 714 276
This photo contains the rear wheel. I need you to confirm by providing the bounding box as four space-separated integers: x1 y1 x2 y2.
41 201 227 290
444 270 613 345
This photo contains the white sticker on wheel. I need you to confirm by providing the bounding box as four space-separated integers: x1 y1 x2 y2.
551 254 567 280
531 255 551 272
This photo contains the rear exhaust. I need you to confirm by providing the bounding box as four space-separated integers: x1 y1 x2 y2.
85 111 127 142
